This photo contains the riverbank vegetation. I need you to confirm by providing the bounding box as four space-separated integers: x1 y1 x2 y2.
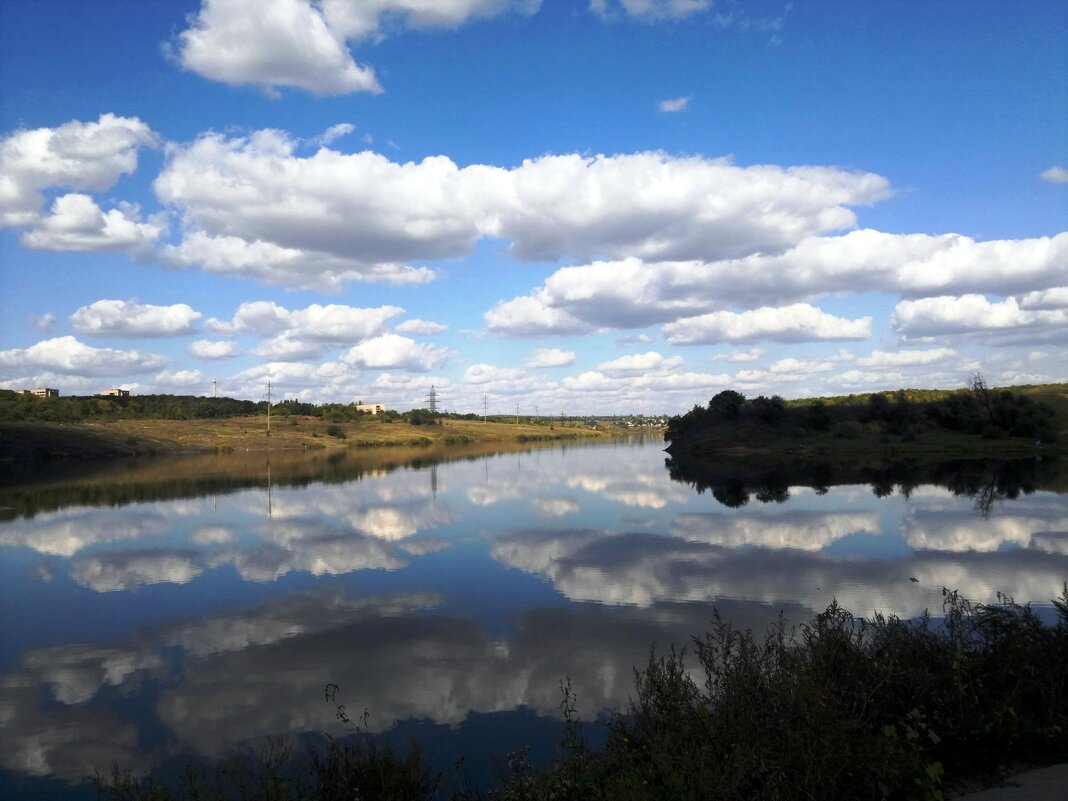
0 395 620 461
665 378 1067 459
92 589 1068 801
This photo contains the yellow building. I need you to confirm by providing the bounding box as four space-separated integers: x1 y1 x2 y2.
355 401 387 415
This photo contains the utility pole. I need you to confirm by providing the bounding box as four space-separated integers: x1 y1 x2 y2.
265 380 273 433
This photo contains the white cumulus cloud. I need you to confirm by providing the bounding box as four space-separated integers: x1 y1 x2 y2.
0 336 168 377
156 130 888 290
171 0 541 96
663 304 872 345
20 194 165 253
486 230 1067 337
342 333 449 372
70 299 202 338
207 302 405 361
395 318 448 335
189 340 239 359
892 295 1068 342
525 348 575 368
171 0 381 96
0 113 157 228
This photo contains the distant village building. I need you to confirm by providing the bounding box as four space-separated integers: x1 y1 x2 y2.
355 401 387 415
19 387 59 398
100 388 130 397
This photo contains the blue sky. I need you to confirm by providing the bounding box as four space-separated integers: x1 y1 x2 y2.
0 0 1065 414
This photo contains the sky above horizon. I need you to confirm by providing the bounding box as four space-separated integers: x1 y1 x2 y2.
0 0 1065 414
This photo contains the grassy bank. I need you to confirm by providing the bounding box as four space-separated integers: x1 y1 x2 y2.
0 416 615 462
92 590 1068 801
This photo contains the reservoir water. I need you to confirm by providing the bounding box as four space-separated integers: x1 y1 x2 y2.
1 437 1065 798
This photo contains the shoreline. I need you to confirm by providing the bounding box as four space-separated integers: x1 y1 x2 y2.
0 417 627 463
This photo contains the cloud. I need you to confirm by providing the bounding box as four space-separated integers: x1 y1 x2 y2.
70 550 202 592
171 0 541 96
891 295 1068 342
462 363 527 386
230 361 351 397
394 318 448 335
558 352 731 405
591 0 713 21
20 193 165 254
0 336 168 377
70 299 201 338
1039 166 1068 184
495 155 887 263
710 347 764 363
206 301 293 337
672 510 881 550
310 122 355 146
32 313 56 333
486 230 1067 336
171 0 381 96
856 348 956 368
598 351 684 375
0 113 157 228
491 527 1068 616
153 369 206 388
485 296 594 337
614 333 653 346
208 302 405 361
189 339 238 359
210 525 407 581
658 96 690 113
0 508 170 557
1019 287 1068 311
903 504 1068 553
525 348 575 368
160 231 437 290
156 131 888 290
663 303 872 345
342 333 449 372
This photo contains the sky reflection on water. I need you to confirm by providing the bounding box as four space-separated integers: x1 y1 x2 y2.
0 438 1065 795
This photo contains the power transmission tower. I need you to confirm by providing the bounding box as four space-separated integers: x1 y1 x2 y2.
212 377 217 398
482 394 488 423
426 385 438 413
515 402 520 425
265 380 273 433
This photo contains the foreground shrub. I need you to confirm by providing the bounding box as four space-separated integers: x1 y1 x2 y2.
495 588 1068 801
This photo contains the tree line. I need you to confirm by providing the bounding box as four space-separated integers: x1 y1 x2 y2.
665 376 1059 445
0 390 490 427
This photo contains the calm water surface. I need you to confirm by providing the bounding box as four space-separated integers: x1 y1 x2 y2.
1 438 1065 798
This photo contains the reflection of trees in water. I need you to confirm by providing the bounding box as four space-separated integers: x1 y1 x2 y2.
0 440 584 520
666 454 1059 512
